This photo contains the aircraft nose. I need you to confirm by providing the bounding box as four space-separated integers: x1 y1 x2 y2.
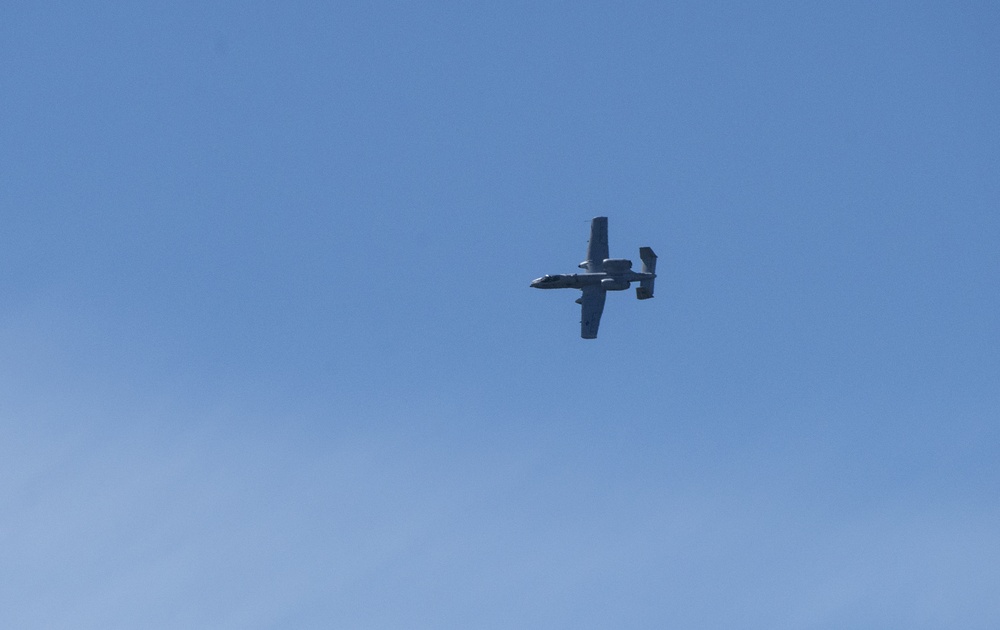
530 277 543 288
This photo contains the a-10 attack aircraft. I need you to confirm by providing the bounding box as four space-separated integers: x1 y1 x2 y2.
531 216 657 339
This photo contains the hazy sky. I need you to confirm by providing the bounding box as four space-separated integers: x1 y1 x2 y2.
2 2 998 628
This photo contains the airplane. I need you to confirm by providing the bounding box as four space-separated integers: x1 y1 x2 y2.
531 216 657 339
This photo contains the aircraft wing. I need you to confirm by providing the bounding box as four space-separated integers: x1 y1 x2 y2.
580 285 607 339
584 216 609 269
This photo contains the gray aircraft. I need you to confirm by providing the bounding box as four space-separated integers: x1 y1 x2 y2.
531 216 657 339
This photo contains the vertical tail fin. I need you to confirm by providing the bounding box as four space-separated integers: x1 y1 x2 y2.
636 246 657 299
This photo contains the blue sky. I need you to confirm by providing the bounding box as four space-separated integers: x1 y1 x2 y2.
2 1 998 627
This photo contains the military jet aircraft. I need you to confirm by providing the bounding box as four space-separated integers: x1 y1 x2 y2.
531 216 657 339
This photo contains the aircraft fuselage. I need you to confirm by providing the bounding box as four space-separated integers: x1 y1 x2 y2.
530 271 654 290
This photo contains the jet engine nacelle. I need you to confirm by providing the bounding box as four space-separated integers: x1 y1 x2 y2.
602 258 633 273
601 277 630 291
